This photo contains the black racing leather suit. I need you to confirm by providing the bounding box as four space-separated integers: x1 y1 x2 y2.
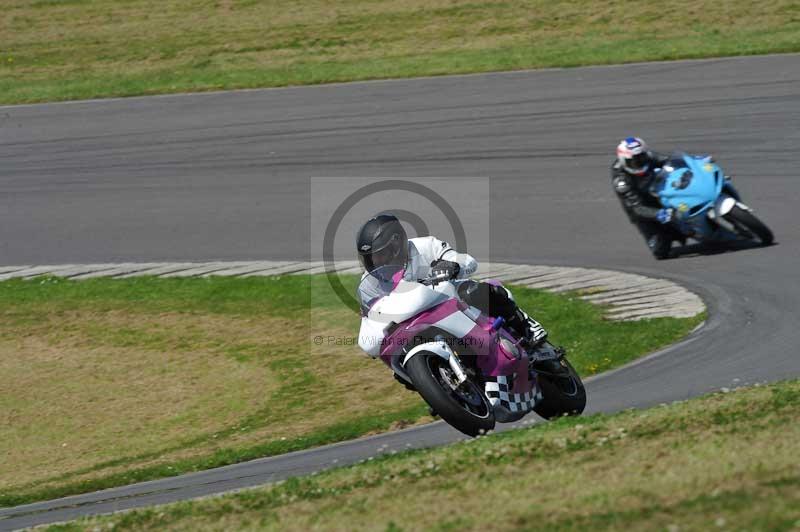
611 153 682 258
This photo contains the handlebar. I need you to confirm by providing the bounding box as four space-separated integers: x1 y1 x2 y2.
418 272 452 286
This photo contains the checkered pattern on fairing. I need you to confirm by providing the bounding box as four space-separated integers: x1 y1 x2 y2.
484 375 540 413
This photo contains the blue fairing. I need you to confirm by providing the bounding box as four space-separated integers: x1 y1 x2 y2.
654 153 724 219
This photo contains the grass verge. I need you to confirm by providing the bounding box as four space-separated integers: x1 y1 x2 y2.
53 379 800 531
1 0 799 104
0 274 701 507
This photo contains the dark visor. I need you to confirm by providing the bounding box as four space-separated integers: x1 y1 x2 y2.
629 153 649 169
359 239 398 272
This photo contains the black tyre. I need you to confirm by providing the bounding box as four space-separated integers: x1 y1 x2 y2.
533 358 587 420
725 205 774 245
404 353 495 437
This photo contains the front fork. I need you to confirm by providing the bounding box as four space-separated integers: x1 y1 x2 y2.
402 336 469 388
707 193 752 238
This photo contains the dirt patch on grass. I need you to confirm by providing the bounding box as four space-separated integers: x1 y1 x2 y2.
0 310 286 488
0 302 423 494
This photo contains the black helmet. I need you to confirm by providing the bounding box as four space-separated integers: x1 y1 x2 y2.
356 214 408 272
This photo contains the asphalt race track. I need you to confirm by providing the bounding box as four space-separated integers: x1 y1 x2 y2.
1 54 799 529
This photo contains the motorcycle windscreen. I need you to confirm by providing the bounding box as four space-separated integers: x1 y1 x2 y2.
358 265 452 325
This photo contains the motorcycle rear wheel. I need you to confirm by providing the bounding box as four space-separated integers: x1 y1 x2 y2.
533 358 587 419
725 205 774 245
405 353 495 437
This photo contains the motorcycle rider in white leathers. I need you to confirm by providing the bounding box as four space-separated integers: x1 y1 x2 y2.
355 214 546 359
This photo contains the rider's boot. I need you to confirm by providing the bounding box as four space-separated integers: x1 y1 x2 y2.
648 233 672 260
507 309 547 349
506 308 565 374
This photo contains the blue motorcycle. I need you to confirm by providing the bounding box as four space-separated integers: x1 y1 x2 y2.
653 153 774 247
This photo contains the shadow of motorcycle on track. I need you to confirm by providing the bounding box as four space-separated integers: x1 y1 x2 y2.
667 239 778 260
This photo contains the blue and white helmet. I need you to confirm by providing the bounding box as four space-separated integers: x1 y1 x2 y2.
616 137 652 176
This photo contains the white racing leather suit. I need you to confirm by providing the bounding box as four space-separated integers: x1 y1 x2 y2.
358 236 477 357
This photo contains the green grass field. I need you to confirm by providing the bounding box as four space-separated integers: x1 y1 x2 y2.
50 379 800 531
0 274 701 506
1 0 799 104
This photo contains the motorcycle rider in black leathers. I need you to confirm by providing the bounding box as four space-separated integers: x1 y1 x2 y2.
612 137 683 259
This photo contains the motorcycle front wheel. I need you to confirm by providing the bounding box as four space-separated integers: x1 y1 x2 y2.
725 205 774 245
405 352 495 437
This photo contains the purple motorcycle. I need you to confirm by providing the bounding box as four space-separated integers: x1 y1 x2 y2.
358 265 586 436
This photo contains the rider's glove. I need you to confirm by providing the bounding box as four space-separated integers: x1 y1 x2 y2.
656 208 674 224
430 259 460 280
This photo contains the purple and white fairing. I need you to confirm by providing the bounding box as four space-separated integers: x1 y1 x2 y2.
358 267 540 422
